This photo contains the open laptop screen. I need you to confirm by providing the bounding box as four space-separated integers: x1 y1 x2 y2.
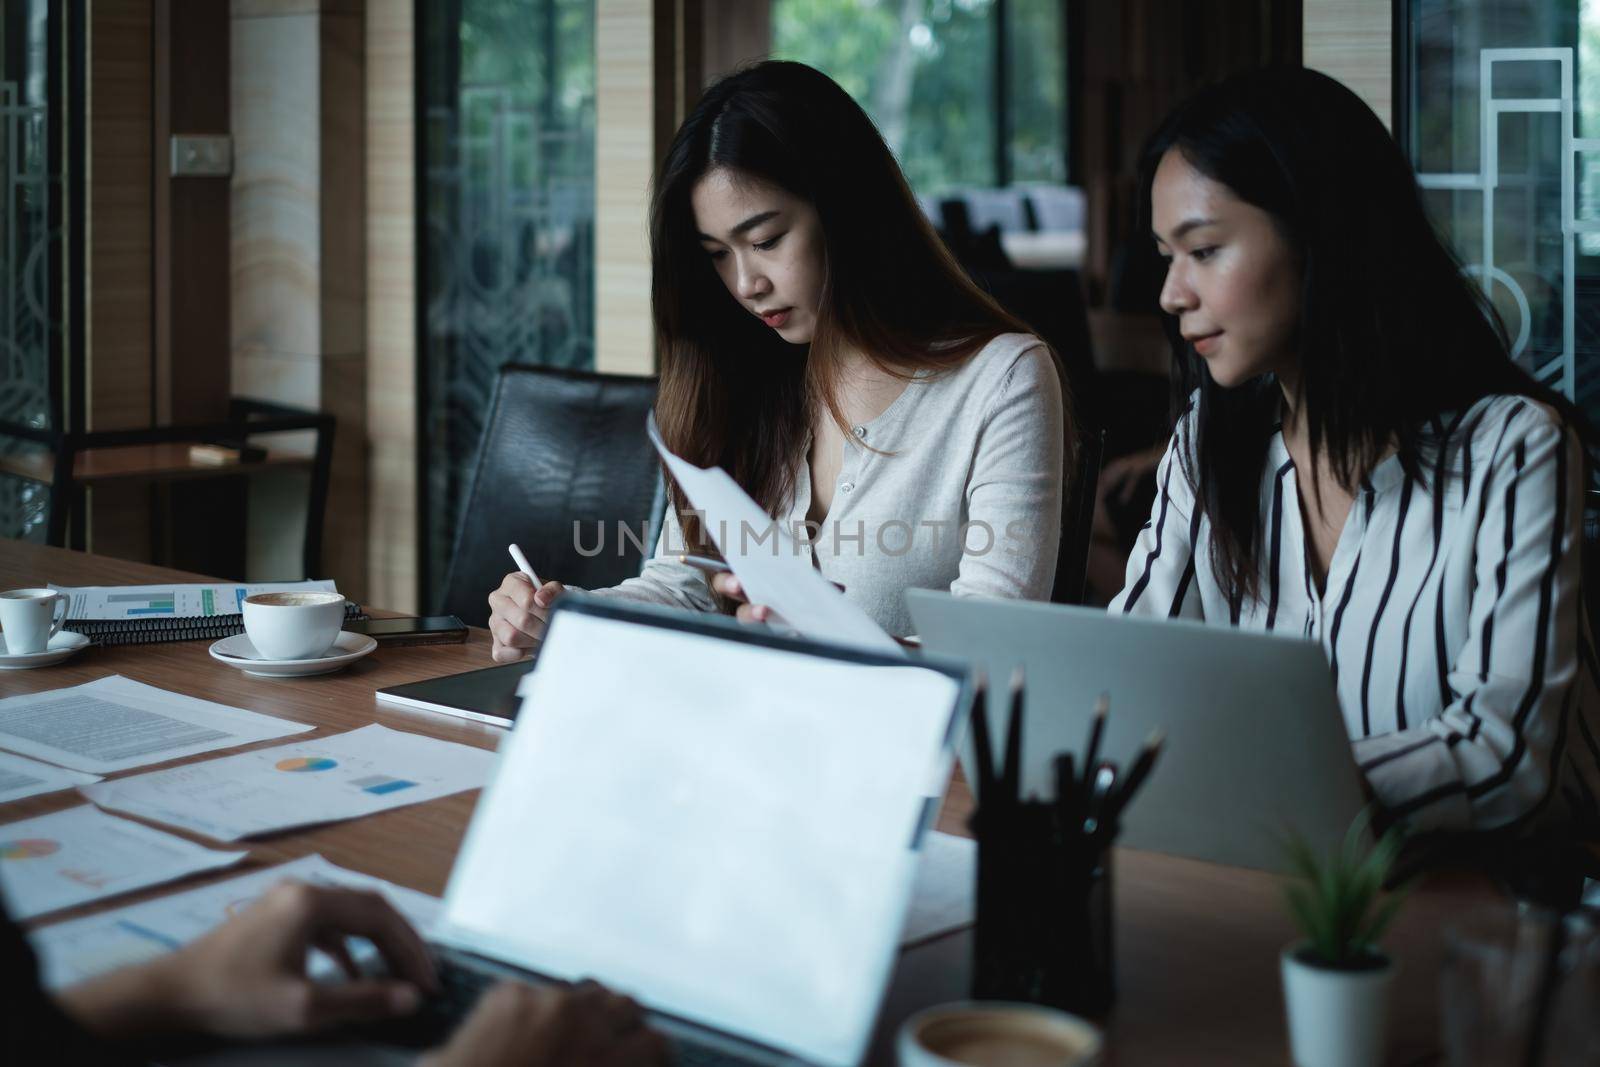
436 599 964 1067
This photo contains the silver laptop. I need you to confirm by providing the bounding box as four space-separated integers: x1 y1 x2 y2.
429 596 971 1066
906 590 1367 872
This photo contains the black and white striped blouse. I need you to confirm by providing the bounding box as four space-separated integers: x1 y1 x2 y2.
1110 394 1600 834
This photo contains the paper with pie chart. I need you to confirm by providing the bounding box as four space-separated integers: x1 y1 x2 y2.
0 805 245 920
28 853 441 990
79 724 498 841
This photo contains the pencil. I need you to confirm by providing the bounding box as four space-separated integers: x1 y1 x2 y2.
1110 729 1165 820
1081 692 1108 792
970 674 996 806
1054 752 1077 820
1000 665 1025 803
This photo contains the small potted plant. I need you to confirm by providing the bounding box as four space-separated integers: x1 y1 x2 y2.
1278 811 1408 1067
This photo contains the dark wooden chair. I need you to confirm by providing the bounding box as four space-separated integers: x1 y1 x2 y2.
1052 430 1105 606
0 398 335 579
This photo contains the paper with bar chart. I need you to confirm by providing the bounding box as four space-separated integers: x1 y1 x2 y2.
80 724 498 841
0 750 101 803
51 580 339 621
28 853 442 990
0 806 245 920
0 675 311 774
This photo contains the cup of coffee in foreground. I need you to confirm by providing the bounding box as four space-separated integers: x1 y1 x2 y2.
0 588 72 655
242 591 346 661
898 1001 1102 1067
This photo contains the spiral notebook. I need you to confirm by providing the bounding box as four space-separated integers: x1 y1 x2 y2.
49 581 367 647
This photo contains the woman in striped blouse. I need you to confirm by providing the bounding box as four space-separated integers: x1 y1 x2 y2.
1111 67 1600 836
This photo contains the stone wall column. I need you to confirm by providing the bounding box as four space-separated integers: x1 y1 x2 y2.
231 0 368 595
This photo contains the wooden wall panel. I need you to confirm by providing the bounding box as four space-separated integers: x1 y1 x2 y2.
322 12 366 359
1303 0 1392 129
1075 0 1302 303
159 0 232 425
365 0 417 612
320 8 369 597
595 1 657 376
86 0 155 562
702 0 769 85
86 0 153 434
156 0 244 579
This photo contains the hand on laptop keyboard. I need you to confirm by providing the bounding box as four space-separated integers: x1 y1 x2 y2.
419 978 669 1067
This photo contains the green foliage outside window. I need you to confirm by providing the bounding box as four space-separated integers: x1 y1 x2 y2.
774 0 1066 195
1007 0 1066 185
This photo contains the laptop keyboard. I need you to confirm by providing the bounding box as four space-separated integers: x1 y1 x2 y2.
413 958 774 1066
675 1041 768 1067
433 957 498 1020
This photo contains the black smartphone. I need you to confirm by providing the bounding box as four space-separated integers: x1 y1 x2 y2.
344 615 469 646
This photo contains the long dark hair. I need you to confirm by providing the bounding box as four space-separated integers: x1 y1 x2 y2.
1138 67 1589 604
650 60 1037 548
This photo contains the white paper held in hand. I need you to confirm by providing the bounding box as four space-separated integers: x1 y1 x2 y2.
644 413 900 654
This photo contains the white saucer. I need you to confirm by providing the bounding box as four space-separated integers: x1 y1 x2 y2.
0 630 91 670
208 631 378 677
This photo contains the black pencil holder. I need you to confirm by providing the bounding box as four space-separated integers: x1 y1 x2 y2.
969 798 1116 1016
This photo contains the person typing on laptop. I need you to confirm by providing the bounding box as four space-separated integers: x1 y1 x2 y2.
5 882 665 1065
1113 68 1600 836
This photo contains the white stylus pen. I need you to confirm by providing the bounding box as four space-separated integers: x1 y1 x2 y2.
507 543 544 590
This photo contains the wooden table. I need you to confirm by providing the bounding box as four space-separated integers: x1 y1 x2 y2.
0 542 1498 1065
0 443 314 488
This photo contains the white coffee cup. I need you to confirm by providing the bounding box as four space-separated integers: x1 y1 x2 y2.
0 588 72 655
898 1002 1102 1067
242 591 347 661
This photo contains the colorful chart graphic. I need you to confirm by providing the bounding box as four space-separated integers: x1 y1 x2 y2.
275 757 339 773
350 774 418 796
106 592 175 616
61 868 112 889
1 838 61 860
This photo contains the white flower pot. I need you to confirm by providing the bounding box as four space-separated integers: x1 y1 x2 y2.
1280 944 1396 1067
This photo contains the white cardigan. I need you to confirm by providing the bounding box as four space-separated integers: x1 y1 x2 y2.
1111 394 1600 834
590 333 1066 638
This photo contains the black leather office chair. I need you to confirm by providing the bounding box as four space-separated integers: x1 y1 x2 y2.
439 366 666 627
1585 490 1600 640
967 267 1101 427
1052 430 1105 606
